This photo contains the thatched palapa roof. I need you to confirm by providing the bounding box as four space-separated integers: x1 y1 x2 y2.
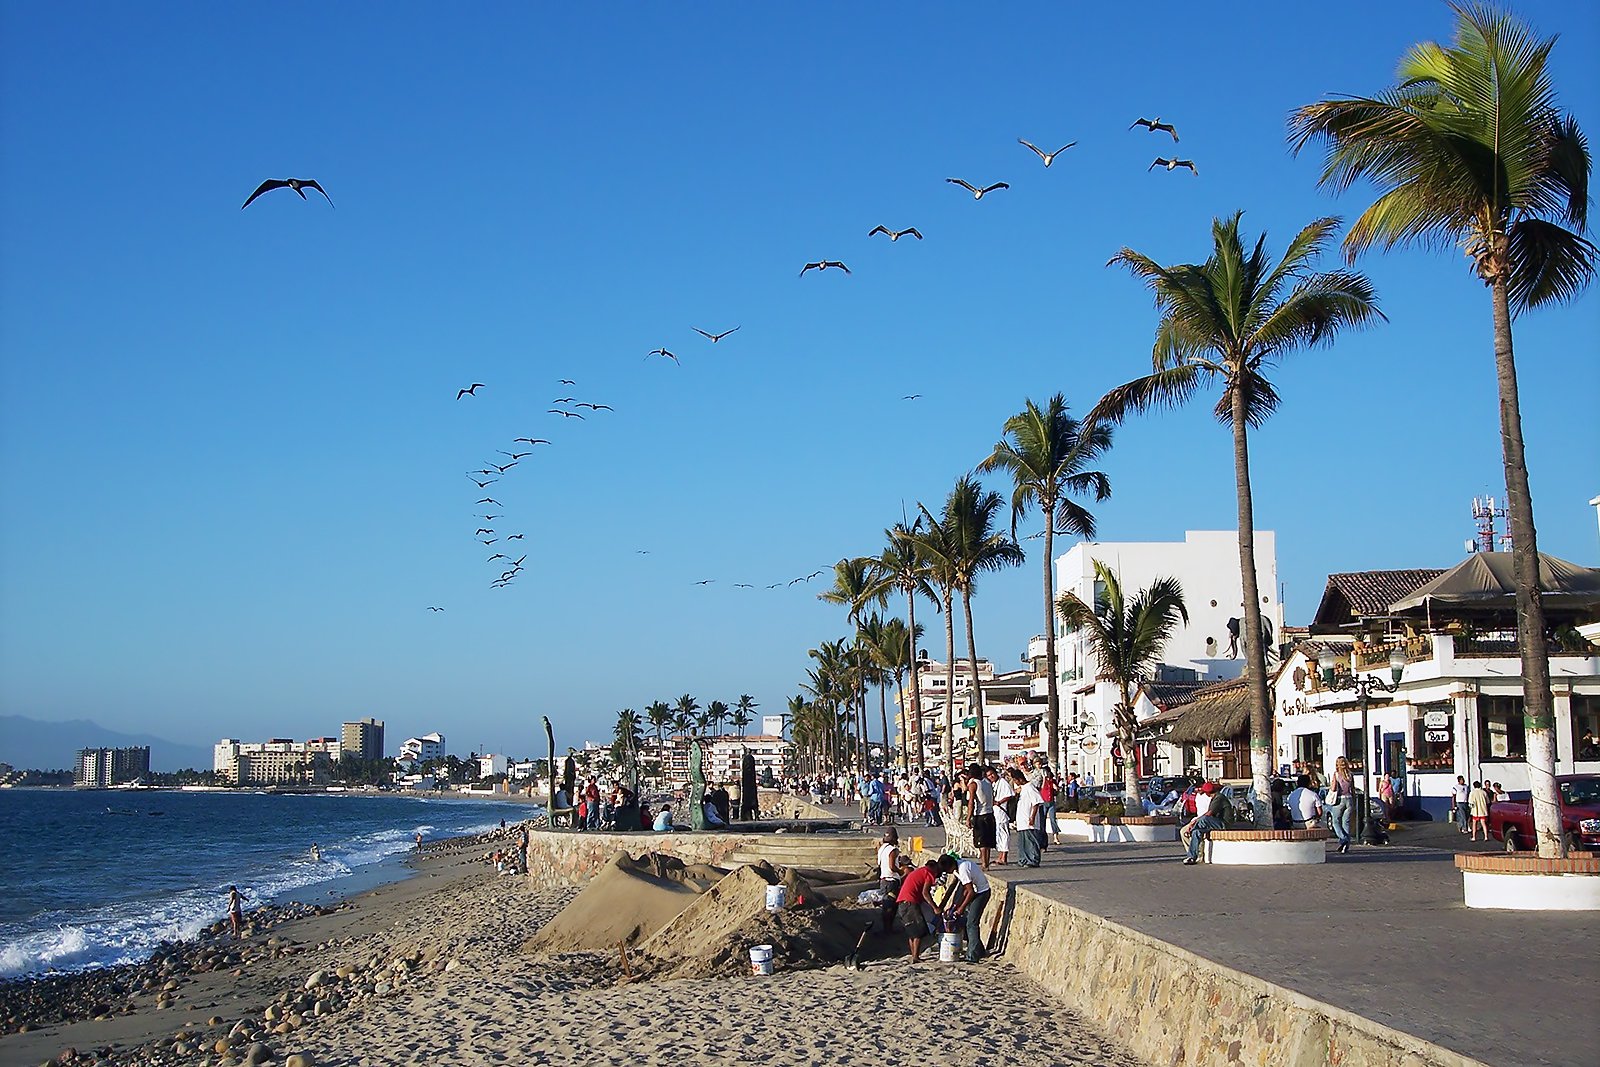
1164 678 1251 745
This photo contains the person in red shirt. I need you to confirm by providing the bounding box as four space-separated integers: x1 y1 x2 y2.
895 858 940 962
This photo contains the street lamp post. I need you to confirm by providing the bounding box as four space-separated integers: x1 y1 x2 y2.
1319 648 1406 845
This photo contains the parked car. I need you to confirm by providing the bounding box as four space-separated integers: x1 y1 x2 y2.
1490 774 1600 853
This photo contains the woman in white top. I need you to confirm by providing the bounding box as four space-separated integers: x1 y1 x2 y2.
876 828 906 931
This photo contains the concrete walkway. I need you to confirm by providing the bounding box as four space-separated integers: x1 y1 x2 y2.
956 830 1596 1067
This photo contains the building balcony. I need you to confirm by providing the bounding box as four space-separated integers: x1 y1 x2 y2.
1353 635 1434 670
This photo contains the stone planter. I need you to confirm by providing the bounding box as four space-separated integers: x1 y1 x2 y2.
1203 829 1328 865
1455 852 1600 911
1060 813 1179 843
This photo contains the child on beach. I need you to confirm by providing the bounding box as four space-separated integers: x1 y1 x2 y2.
227 886 245 938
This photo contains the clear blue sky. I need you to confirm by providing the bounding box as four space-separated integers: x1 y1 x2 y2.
2 2 1596 760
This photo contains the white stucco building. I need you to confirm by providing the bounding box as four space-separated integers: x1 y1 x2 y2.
1054 530 1285 784
399 732 446 765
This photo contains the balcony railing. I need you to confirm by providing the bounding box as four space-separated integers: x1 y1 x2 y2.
1354 635 1433 669
1453 633 1520 658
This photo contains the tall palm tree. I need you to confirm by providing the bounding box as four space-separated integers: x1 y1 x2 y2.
1057 561 1188 817
862 615 923 770
857 613 895 767
734 694 758 737
671 693 699 739
705 700 730 738
819 557 888 774
1091 212 1383 824
942 475 1026 768
644 700 671 786
979 394 1114 771
865 523 938 772
1290 3 1592 857
903 513 961 775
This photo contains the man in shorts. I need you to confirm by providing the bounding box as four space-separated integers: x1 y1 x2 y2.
895 857 940 962
967 766 997 870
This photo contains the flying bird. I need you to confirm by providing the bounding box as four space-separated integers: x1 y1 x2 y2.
805 569 824 581
693 579 715 586
787 576 806 587
512 555 527 567
500 451 533 460
488 553 508 562
799 261 850 275
1018 138 1077 166
1130 117 1179 141
477 498 501 505
733 583 753 589
647 348 679 363
902 394 922 400
549 408 586 419
558 379 576 385
456 383 485 400
507 533 525 540
468 477 497 489
469 468 496 476
693 326 740 343
765 583 783 589
635 550 651 555
427 606 444 612
868 226 923 242
492 462 517 474
480 538 497 545
513 438 551 445
475 528 495 535
1149 157 1198 175
574 403 613 411
241 178 334 210
552 397 577 405
946 178 1009 200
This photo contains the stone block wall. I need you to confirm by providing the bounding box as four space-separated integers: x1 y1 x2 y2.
523 830 761 892
1000 884 1482 1067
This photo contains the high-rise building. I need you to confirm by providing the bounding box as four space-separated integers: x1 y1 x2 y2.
341 717 385 761
75 746 151 788
212 738 334 786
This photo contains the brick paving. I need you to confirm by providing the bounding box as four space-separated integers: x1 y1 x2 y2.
952 826 1598 1067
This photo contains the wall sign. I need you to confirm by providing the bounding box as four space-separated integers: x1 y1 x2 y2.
1210 740 1233 752
1423 711 1449 728
1425 729 1450 743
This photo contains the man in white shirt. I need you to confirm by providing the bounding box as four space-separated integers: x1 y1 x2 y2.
1287 775 1323 828
1010 768 1045 868
966 769 997 870
937 854 992 963
1451 776 1470 834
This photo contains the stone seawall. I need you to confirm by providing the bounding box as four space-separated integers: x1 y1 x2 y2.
523 831 761 891
999 883 1485 1067
755 789 838 822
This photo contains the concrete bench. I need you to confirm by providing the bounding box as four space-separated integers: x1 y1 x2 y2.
1455 852 1600 910
1203 828 1328 865
1060 813 1179 843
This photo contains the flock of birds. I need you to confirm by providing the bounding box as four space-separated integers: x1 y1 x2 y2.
239 114 1200 610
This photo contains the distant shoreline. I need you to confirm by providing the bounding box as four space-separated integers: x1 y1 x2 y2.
1 784 546 803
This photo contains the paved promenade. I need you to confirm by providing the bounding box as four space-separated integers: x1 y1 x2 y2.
955 828 1597 1067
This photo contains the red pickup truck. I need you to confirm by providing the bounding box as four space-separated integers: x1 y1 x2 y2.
1490 774 1600 852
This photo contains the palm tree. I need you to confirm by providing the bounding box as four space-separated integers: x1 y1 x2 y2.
1090 212 1383 824
865 523 938 772
734 693 758 737
1290 4 1592 857
857 613 895 767
671 693 699 739
705 700 730 738
1057 561 1188 816
942 475 1025 768
979 393 1114 771
819 557 888 773
644 700 672 786
903 512 961 775
862 614 923 770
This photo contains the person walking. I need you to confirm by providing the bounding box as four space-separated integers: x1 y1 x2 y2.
1468 780 1491 841
990 766 1015 865
1325 757 1355 854
937 854 992 963
1011 768 1045 868
1039 767 1060 846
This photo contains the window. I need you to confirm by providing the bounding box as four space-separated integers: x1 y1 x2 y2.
1294 734 1324 769
1478 696 1526 762
1343 728 1365 772
1573 695 1600 762
1411 703 1453 771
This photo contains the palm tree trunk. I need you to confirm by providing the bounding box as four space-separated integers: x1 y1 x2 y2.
1229 376 1274 828
942 591 957 776
1043 517 1060 770
907 586 925 773
1120 682 1140 818
962 591 986 767
1490 274 1563 858
894 671 909 772
879 680 891 774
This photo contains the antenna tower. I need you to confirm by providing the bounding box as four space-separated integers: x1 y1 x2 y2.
1470 495 1511 553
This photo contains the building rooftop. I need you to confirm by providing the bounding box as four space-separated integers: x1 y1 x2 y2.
1311 569 1446 632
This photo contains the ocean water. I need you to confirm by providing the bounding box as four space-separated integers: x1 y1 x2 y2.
0 788 535 977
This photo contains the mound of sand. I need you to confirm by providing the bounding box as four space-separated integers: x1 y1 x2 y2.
637 860 872 979
524 852 719 953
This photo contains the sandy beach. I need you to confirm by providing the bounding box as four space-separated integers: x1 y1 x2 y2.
1 833 1141 1067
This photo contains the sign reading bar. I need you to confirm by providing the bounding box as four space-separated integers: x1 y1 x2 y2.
1210 740 1233 752
1425 729 1450 743
1424 711 1450 728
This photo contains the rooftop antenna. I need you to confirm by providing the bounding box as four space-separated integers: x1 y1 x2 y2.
1471 494 1510 554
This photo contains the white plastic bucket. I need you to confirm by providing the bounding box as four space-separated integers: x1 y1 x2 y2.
749 944 774 975
764 884 787 912
938 932 962 963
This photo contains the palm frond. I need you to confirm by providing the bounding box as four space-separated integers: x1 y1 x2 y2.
1506 217 1598 309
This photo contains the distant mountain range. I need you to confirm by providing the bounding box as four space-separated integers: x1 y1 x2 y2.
0 715 212 773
